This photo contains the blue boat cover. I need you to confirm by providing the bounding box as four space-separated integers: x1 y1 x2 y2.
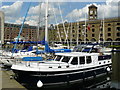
22 57 43 61
54 49 71 53
82 48 91 52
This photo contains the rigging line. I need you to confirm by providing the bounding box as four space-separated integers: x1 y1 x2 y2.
52 4 62 42
12 2 31 57
76 21 79 46
84 13 87 44
69 4 73 48
58 2 69 48
102 6 105 44
37 2 42 44
98 20 103 43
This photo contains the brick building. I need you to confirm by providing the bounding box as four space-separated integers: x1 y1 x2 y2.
50 4 120 45
4 23 45 42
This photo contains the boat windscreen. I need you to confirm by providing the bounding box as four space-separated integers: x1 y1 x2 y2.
62 56 70 63
55 56 62 61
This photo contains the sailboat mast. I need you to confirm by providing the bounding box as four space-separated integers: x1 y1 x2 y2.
103 17 105 44
77 21 79 46
84 13 87 44
37 2 41 42
103 9 105 44
45 0 48 42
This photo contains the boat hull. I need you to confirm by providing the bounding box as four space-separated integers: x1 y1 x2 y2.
12 64 111 88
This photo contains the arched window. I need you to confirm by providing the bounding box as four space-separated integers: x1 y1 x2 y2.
116 27 120 31
78 39 82 41
107 38 112 41
100 38 103 41
86 39 89 41
92 29 95 32
115 38 120 41
108 28 111 31
72 39 76 41
108 24 111 26
61 39 64 41
72 30 75 33
91 38 96 41
116 32 120 37
68 39 70 41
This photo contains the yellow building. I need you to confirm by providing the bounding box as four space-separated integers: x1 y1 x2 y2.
50 5 120 45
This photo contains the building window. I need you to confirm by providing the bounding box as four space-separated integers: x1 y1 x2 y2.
100 28 103 31
95 11 97 14
90 10 93 14
116 27 120 31
86 34 88 37
92 29 95 32
117 33 120 37
92 25 95 27
100 34 103 37
73 35 75 37
92 34 95 37
108 28 111 31
79 39 82 41
72 30 75 33
107 38 112 41
79 30 81 33
108 24 111 26
108 33 111 36
117 23 120 25
90 16 93 19
79 34 81 37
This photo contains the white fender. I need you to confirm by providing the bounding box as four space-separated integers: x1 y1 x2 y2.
106 67 110 72
107 77 110 80
37 80 43 88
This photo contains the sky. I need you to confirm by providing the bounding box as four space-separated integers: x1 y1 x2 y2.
0 0 119 26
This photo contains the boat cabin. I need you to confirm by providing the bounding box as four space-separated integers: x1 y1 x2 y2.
52 52 111 68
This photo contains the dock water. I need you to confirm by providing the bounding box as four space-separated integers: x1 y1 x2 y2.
0 66 26 90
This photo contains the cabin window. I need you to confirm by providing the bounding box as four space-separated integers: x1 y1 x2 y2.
55 56 62 61
79 57 85 64
98 55 111 60
71 57 78 65
86 56 92 64
62 56 70 63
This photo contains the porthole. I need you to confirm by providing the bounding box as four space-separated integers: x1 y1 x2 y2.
58 66 61 68
49 66 52 68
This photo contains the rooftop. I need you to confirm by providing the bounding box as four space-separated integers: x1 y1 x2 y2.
55 52 99 57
